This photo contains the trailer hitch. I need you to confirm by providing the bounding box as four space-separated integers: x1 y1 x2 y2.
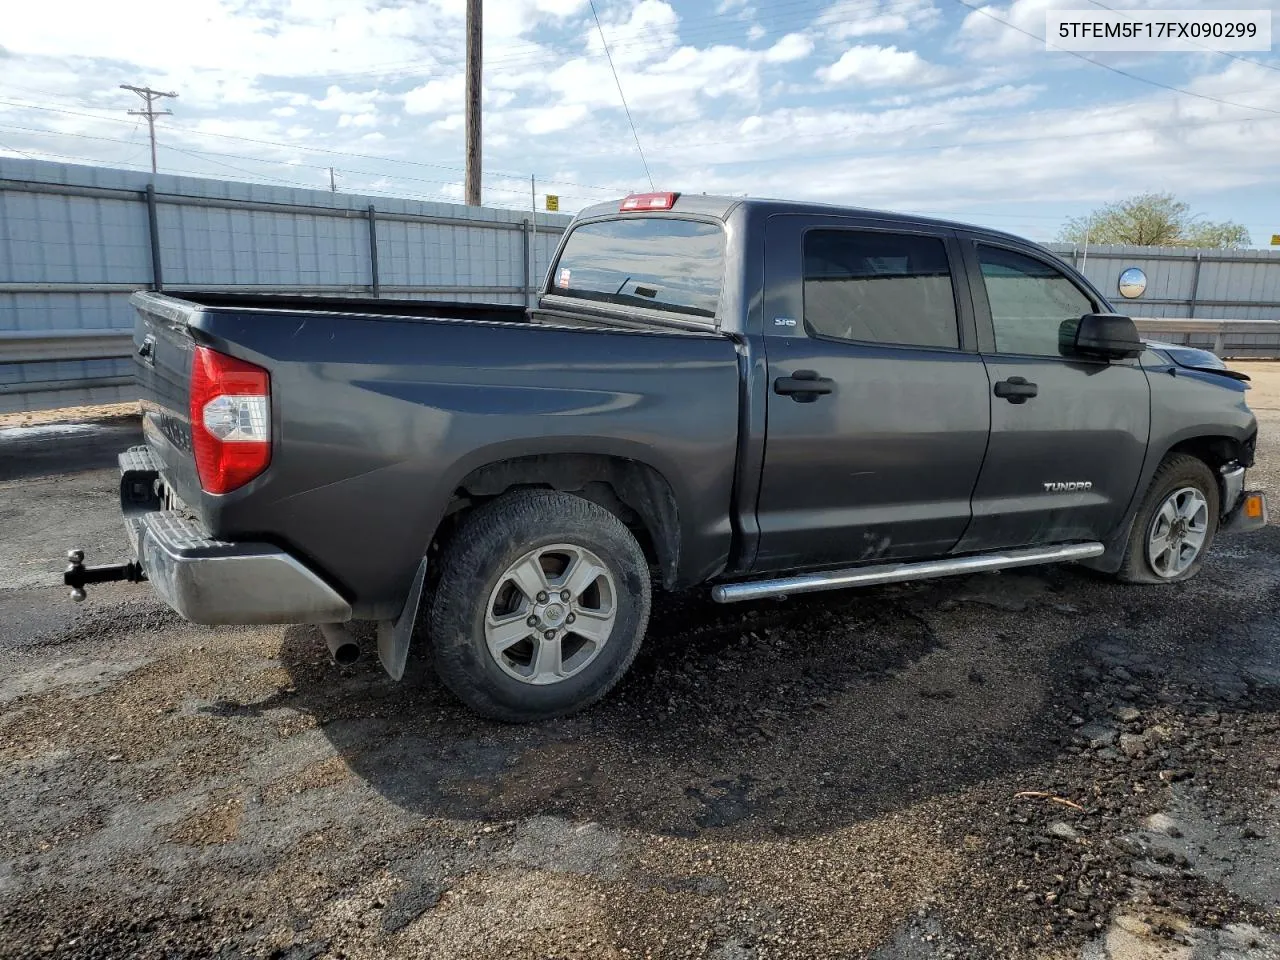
64 549 147 602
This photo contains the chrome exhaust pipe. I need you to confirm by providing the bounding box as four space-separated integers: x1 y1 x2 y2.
319 622 361 665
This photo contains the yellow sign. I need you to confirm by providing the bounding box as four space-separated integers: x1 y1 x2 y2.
1272 234 1280 246
545 194 560 212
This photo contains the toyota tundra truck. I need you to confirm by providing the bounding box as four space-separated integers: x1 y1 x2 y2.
68 192 1269 721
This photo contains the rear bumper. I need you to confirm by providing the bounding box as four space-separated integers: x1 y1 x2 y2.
121 447 351 625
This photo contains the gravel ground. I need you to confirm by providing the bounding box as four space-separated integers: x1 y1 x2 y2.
1 371 1278 960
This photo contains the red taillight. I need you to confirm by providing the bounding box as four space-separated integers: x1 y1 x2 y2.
189 345 271 495
620 192 678 211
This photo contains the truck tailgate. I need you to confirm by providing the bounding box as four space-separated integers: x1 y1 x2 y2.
132 292 204 512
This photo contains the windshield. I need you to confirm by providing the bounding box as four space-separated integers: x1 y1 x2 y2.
548 217 726 321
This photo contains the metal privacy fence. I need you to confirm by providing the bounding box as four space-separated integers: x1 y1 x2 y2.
0 158 572 413
1045 243 1280 358
1046 243 1280 322
3 162 1279 415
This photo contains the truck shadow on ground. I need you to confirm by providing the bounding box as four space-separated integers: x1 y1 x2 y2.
270 528 1280 840
271 564 1146 839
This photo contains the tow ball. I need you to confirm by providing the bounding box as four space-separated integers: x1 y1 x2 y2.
64 549 147 602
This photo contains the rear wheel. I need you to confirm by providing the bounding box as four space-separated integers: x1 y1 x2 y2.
428 490 651 721
1117 454 1219 584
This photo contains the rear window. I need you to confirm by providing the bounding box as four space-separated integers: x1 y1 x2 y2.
549 217 725 320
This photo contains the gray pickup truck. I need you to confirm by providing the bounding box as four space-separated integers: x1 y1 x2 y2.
69 192 1268 721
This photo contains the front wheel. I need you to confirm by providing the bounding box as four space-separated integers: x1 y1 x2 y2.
428 490 651 722
1117 453 1220 584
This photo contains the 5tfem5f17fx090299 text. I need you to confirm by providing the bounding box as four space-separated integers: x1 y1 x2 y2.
1046 9 1271 51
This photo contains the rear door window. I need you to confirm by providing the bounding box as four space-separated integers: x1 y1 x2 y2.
803 230 959 349
550 217 725 320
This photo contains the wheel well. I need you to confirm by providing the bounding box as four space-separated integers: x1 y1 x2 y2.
1167 435 1250 474
435 454 681 588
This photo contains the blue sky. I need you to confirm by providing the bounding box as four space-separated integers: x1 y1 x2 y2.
2 0 1279 244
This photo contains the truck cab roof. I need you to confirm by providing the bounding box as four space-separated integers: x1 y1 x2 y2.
576 194 1037 249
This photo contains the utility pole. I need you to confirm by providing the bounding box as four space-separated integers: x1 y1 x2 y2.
121 84 177 175
329 167 337 193
464 0 482 205
529 174 537 307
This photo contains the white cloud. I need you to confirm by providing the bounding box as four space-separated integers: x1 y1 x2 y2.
649 85 1043 167
587 0 680 67
764 33 814 64
525 102 591 134
664 74 1280 228
312 85 382 113
957 0 1056 57
818 45 946 86
428 113 465 133
816 0 941 40
0 0 1275 233
833 14 912 38
543 44 764 124
403 75 464 115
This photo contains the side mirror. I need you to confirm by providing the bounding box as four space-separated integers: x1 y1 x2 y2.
1063 313 1143 360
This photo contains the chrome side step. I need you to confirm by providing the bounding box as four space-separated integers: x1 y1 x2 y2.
710 542 1105 604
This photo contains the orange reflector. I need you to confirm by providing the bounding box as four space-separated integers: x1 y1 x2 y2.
1244 493 1264 519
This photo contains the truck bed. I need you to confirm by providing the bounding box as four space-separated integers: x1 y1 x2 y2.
130 291 743 620
157 291 531 325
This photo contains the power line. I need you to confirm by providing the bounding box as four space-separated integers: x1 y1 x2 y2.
0 138 37 159
307 0 815 79
1082 0 1280 75
312 0 920 81
5 100 1278 197
120 83 178 174
161 144 319 189
0 122 618 206
589 0 654 190
0 97 630 191
665 112 1280 167
951 0 1280 117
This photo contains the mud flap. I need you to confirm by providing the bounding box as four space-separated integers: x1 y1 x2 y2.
377 558 427 681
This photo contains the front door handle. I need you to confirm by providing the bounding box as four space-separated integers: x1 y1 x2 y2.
993 376 1038 404
774 369 834 403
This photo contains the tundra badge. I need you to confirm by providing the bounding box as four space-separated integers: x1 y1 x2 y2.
1044 481 1093 492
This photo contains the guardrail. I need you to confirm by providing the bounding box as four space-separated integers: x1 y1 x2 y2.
1133 318 1280 359
0 330 133 364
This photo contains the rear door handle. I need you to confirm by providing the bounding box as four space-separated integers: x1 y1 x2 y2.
137 335 156 366
993 376 1038 404
774 370 834 403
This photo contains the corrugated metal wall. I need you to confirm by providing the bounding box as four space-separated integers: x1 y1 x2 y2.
0 158 572 413
1046 243 1280 321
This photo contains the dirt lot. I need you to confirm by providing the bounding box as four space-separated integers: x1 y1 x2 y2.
1 369 1279 960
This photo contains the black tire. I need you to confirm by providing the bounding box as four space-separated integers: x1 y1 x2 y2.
1116 453 1220 584
427 490 651 722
